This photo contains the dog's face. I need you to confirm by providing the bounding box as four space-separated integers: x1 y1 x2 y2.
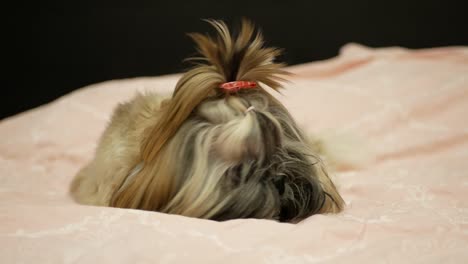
110 92 344 222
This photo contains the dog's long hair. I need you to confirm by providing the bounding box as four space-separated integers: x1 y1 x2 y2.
74 20 344 222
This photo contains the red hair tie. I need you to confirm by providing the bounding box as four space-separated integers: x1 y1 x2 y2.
219 81 257 92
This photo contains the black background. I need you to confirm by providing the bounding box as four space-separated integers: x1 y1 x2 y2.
3 0 467 119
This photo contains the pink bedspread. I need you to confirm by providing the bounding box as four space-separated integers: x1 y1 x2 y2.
1 44 468 263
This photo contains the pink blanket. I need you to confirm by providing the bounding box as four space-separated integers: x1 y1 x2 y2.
1 44 468 263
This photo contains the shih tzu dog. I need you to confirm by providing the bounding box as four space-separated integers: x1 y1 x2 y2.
70 19 344 222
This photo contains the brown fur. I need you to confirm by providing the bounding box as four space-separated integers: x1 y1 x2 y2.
70 20 344 222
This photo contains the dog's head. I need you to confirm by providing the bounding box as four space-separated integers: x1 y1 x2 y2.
111 20 344 222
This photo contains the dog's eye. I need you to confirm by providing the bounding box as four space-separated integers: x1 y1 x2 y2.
272 177 285 195
227 165 243 186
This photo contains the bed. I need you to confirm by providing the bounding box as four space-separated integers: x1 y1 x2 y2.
1 43 467 263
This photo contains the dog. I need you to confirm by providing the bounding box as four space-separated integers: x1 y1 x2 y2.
70 19 345 222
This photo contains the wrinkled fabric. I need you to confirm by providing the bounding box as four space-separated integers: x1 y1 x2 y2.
1 43 467 263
